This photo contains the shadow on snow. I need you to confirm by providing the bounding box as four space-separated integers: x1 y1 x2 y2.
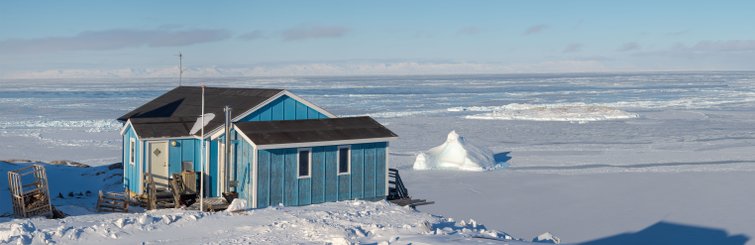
578 221 749 245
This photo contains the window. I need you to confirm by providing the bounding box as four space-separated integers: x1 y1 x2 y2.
129 138 136 165
338 146 350 174
298 149 311 178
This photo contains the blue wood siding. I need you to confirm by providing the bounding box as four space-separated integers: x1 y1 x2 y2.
255 142 388 208
269 150 284 206
325 147 339 202
310 147 326 204
283 149 298 206
167 139 199 175
364 145 377 198
209 139 218 197
122 125 142 194
232 131 253 204
350 144 364 199
164 138 204 195
257 150 270 208
240 95 327 122
375 145 387 196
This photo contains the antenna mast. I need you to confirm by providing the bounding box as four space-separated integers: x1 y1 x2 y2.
178 52 183 86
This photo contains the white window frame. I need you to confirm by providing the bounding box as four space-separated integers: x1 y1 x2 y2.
297 148 312 179
337 145 351 175
129 138 136 165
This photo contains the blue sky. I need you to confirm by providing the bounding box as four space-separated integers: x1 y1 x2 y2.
2 1 755 78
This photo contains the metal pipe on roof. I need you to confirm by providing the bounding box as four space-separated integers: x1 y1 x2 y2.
224 105 233 193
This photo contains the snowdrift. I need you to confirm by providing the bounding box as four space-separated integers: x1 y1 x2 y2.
413 131 498 171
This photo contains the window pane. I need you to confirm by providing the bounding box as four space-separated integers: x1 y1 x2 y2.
339 148 349 173
299 150 310 177
130 141 135 163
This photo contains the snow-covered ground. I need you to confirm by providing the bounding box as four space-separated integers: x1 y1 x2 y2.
0 161 531 244
1 72 754 243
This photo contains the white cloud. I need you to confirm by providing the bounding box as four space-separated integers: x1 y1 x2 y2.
281 25 351 41
0 28 232 54
686 40 755 52
238 30 266 40
457 26 481 35
618 42 641 52
563 43 582 53
523 24 548 35
2 60 614 79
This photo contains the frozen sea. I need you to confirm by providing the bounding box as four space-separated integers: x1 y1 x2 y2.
1 72 754 243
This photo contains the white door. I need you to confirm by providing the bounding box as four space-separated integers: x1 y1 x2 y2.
149 142 169 189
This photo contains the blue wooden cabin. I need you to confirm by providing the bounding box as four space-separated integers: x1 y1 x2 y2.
117 86 397 208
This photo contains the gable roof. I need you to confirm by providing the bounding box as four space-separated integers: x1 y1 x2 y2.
235 116 397 148
128 118 205 139
119 86 283 122
118 86 283 138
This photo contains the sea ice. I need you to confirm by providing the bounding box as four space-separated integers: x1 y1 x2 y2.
464 103 638 123
413 131 497 171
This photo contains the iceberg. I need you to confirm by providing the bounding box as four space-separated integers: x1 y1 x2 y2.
413 131 496 171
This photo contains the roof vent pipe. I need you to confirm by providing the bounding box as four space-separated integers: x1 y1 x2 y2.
224 105 234 192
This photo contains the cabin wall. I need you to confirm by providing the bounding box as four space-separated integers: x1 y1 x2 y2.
231 130 254 204
240 95 327 122
164 138 202 195
255 142 388 208
167 139 201 174
203 94 329 197
208 139 218 197
122 125 142 194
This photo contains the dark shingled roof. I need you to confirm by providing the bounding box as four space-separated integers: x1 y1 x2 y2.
235 117 397 146
120 86 283 137
129 117 213 139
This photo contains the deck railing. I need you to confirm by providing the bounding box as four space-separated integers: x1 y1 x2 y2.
387 168 409 200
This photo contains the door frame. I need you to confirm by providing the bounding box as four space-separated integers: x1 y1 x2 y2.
147 140 170 188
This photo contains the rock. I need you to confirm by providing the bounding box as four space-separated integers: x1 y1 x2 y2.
49 160 90 168
2 159 34 164
108 162 124 170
